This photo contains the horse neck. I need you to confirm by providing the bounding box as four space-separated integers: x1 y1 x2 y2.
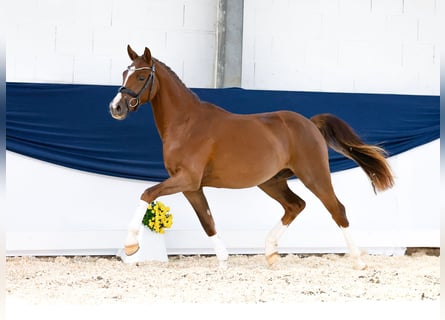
150 59 201 139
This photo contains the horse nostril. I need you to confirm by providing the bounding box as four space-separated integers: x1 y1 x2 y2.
116 104 122 113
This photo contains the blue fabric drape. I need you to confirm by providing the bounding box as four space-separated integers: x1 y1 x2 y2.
6 82 439 181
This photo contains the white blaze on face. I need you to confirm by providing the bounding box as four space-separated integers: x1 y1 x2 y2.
123 67 135 87
110 92 123 109
110 67 135 111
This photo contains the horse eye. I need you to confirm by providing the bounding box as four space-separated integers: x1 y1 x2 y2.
138 75 145 81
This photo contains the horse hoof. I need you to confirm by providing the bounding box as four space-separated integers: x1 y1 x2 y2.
218 260 228 270
353 260 368 270
124 243 140 256
266 252 279 267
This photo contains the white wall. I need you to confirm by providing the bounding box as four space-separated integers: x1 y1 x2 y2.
6 0 440 94
6 140 440 256
6 0 218 87
241 0 440 94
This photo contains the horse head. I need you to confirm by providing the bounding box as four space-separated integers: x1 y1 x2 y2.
109 45 157 120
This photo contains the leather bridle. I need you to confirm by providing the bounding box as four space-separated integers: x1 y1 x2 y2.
118 62 156 110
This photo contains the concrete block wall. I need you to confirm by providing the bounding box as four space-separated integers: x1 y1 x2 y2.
6 0 218 87
242 0 439 94
6 0 439 94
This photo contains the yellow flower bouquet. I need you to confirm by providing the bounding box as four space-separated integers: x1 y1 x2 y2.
142 201 173 234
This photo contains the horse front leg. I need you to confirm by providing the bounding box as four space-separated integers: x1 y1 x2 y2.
183 189 229 268
124 173 198 256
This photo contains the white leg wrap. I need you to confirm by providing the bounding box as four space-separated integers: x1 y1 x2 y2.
210 234 229 261
341 227 367 270
125 199 149 245
265 221 288 256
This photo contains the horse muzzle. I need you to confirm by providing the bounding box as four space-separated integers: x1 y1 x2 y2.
109 93 129 120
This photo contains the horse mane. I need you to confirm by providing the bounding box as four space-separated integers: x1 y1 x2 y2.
153 58 201 102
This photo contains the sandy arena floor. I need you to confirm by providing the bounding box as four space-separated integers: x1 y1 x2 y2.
6 249 439 304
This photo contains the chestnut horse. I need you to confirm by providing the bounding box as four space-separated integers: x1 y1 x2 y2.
109 46 394 269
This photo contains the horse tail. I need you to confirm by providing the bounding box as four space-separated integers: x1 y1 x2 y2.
310 113 394 192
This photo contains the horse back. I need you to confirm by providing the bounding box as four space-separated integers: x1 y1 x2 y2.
197 107 323 187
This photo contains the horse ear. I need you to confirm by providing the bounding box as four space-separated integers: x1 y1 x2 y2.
127 45 138 61
143 47 152 64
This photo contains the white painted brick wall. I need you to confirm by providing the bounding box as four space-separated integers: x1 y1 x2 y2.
6 0 439 94
242 0 439 94
6 0 218 87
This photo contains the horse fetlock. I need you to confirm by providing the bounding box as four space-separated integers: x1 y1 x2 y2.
210 234 229 261
125 229 139 243
265 237 278 256
215 246 229 261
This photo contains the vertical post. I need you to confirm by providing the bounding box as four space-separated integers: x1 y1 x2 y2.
215 0 227 88
215 0 244 88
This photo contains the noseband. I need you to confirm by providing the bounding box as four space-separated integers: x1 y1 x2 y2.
118 62 156 109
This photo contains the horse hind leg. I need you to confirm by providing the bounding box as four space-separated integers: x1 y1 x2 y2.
303 178 367 270
341 225 367 270
258 177 306 267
